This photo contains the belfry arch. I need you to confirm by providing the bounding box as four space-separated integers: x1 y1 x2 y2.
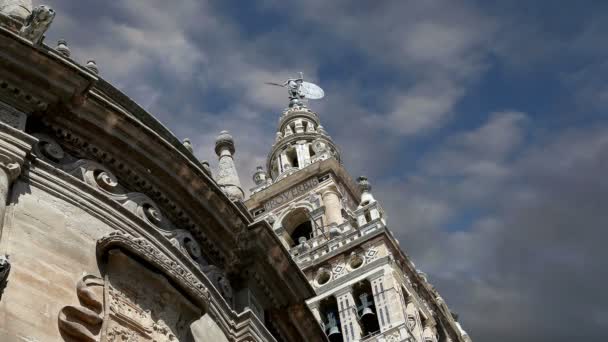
281 207 314 247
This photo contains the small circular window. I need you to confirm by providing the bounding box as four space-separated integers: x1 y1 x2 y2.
315 268 331 286
349 253 364 270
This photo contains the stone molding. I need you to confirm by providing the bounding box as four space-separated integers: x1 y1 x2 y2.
0 121 36 170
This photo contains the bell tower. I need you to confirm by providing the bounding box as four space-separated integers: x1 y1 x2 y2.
245 75 471 342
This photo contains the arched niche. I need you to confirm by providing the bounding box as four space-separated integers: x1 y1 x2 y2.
281 207 313 247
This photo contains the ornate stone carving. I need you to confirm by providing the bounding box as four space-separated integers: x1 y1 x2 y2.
407 314 417 330
165 228 207 265
0 161 20 182
19 5 55 45
96 231 211 308
58 274 105 341
0 254 10 300
0 0 31 22
200 264 232 304
37 124 232 266
104 250 200 341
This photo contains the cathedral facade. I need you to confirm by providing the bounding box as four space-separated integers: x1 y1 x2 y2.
0 1 471 341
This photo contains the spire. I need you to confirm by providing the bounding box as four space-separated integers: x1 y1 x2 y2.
214 131 244 202
262 73 339 181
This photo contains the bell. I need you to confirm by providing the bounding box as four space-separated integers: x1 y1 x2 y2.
360 306 375 319
358 293 376 318
358 293 380 334
325 312 342 342
328 325 341 337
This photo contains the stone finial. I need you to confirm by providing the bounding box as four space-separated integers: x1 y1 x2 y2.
85 60 99 74
357 176 376 207
252 166 267 185
0 0 32 22
56 39 70 57
357 176 371 192
201 160 212 177
214 130 244 201
214 130 235 156
182 138 193 153
19 5 54 45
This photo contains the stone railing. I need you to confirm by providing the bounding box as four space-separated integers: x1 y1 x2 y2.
291 219 386 266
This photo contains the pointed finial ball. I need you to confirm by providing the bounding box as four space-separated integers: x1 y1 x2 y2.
85 60 99 74
253 166 267 185
215 130 235 156
56 39 70 57
182 138 193 153
357 176 371 192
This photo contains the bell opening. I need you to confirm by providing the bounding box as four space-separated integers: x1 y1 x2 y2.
353 280 381 337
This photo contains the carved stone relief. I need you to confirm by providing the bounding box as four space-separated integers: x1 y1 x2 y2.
33 135 218 264
58 274 105 341
33 128 233 268
104 250 200 341
19 5 55 45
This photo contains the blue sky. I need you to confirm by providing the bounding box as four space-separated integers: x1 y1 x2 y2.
41 1 608 340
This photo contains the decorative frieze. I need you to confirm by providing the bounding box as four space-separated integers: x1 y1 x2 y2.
263 176 319 211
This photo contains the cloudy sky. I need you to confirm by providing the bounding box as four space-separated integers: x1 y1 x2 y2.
40 1 608 340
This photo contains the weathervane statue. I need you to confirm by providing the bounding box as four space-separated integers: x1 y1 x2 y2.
266 72 325 108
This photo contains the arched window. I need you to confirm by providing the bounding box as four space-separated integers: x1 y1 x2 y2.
281 208 313 247
285 147 299 168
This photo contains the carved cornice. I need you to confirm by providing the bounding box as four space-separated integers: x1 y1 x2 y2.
0 25 97 113
32 128 234 267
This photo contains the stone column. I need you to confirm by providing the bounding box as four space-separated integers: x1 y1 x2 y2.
370 275 391 332
296 141 310 167
214 131 244 202
322 188 343 227
336 288 362 341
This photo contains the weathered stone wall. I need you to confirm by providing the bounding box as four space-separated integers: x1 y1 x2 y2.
0 179 113 341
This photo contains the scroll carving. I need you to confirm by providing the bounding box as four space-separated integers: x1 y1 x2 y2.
58 274 105 341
